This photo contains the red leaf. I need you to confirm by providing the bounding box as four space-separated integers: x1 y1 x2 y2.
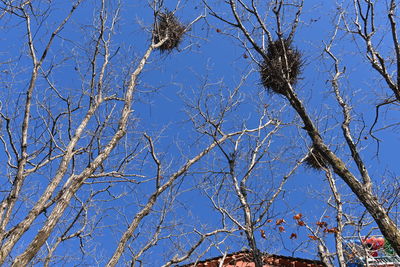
308 235 318 240
316 221 328 228
293 213 303 220
325 227 339 234
279 226 285 232
297 220 305 226
290 233 297 239
260 230 266 239
276 219 286 225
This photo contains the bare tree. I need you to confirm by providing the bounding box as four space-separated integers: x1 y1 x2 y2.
203 0 400 261
2 0 400 266
0 0 230 265
0 0 295 265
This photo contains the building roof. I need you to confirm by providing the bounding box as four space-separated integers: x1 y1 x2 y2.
179 250 326 267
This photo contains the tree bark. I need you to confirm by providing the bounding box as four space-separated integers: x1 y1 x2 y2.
286 88 400 256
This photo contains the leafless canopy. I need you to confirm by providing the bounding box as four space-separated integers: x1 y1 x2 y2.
0 0 400 266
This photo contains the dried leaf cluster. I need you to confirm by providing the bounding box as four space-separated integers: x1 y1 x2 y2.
304 146 329 170
154 11 186 52
260 38 302 94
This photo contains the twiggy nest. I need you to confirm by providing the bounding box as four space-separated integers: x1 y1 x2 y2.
260 38 302 95
304 146 329 170
153 12 186 52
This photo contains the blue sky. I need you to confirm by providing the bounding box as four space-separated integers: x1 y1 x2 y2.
1 0 399 266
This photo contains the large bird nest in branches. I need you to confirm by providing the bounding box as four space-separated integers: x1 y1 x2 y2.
304 146 329 170
260 38 302 95
153 11 186 52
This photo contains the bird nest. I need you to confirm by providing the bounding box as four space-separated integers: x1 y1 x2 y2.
260 38 302 95
304 146 329 170
153 11 186 52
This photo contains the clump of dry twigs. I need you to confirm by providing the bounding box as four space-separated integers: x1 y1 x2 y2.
153 11 186 52
260 38 302 94
304 146 329 170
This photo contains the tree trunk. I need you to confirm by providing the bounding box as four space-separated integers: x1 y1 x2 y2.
286 88 400 256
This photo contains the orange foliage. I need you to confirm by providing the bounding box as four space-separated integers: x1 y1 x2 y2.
260 230 266 239
297 220 305 226
293 213 302 220
324 227 339 234
308 235 318 240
